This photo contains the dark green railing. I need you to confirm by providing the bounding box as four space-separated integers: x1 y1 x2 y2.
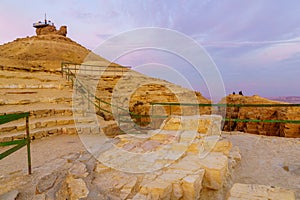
150 102 300 124
61 62 131 78
62 62 150 133
62 62 300 134
0 112 31 174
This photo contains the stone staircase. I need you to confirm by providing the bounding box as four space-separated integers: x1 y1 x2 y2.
69 66 211 136
0 70 99 143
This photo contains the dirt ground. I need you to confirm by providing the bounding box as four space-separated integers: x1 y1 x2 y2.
223 131 300 198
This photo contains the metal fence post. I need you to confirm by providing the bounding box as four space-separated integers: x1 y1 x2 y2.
26 116 32 175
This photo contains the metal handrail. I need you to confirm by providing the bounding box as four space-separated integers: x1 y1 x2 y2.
0 112 31 174
151 102 300 124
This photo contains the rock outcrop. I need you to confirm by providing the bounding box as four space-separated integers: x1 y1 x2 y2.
36 25 67 36
220 94 300 138
56 26 67 36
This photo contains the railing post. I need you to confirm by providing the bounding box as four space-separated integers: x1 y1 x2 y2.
67 68 70 81
98 99 100 113
87 90 90 111
26 116 32 175
117 106 120 125
228 106 232 132
61 63 64 78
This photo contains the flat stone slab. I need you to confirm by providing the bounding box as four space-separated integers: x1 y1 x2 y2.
0 190 19 200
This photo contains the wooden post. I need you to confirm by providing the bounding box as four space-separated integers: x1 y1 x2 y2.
26 116 32 175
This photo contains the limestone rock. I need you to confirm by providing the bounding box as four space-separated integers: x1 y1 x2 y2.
171 183 183 200
66 176 89 200
32 194 46 200
57 26 67 36
0 190 19 200
220 94 300 138
94 162 110 173
161 115 222 135
68 162 89 178
101 122 123 137
199 152 228 190
227 183 296 200
36 173 57 194
36 25 68 37
140 179 172 200
210 138 232 155
229 146 241 162
182 170 205 200
36 25 57 36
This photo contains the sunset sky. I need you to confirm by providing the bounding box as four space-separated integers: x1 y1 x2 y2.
1 0 299 98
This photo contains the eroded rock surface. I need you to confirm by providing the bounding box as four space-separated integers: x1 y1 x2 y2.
221 94 300 137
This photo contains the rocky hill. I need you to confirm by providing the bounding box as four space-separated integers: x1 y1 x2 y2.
220 94 300 138
0 31 110 72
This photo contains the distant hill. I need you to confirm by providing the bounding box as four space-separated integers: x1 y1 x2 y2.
269 96 300 104
0 34 113 72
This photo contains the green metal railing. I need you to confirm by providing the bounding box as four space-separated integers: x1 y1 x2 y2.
150 102 300 124
62 62 166 131
62 62 300 134
0 112 31 174
61 62 131 78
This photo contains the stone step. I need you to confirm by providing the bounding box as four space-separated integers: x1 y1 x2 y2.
0 70 63 80
0 115 94 134
0 83 70 90
0 108 76 128
0 87 73 100
0 123 100 142
0 71 71 89
0 97 73 106
4 108 74 118
0 102 72 114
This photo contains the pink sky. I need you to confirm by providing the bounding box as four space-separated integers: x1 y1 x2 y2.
1 0 299 98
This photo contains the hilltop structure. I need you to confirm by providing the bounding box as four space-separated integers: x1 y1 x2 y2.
33 15 67 36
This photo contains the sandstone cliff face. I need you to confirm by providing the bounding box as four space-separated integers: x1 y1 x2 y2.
36 25 67 36
221 95 300 138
